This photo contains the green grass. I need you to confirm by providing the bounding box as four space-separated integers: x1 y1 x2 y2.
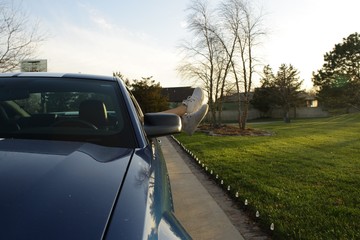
175 113 360 239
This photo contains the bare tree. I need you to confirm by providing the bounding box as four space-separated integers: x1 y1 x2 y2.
0 1 44 72
219 0 265 130
178 0 266 129
177 0 227 127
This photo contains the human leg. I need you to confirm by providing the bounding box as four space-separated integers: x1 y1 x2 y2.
161 87 204 116
162 104 187 116
161 87 207 135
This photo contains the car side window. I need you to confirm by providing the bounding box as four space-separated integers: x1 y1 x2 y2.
127 88 144 125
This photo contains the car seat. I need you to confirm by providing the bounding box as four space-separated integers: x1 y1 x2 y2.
79 99 108 129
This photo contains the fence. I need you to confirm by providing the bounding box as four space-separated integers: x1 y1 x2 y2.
207 107 329 123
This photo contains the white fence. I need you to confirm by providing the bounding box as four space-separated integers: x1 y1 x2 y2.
209 107 329 122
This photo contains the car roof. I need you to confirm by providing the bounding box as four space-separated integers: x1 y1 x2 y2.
0 72 116 82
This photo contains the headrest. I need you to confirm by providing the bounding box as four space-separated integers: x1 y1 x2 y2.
79 100 108 128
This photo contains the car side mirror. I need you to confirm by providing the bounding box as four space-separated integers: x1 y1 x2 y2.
144 113 182 138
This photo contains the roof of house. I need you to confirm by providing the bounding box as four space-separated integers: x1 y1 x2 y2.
161 87 194 102
221 92 255 102
222 91 316 103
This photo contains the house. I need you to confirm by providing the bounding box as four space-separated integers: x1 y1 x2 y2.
217 92 261 120
161 87 194 108
218 92 328 121
161 88 328 121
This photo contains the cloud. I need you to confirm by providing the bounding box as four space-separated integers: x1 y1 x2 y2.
88 10 113 31
38 13 182 87
77 2 114 31
30 0 190 87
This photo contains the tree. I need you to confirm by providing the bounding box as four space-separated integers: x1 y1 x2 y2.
0 1 44 72
178 0 265 129
178 0 227 127
218 0 265 130
312 32 360 111
251 86 275 117
252 65 276 116
256 64 304 123
113 72 168 113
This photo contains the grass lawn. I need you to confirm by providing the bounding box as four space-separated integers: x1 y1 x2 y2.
174 113 360 239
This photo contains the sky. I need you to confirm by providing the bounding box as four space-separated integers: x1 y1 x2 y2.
18 0 360 89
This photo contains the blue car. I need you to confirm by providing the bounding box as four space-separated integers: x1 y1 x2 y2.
0 73 191 239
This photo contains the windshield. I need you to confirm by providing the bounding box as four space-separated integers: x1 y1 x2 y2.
0 77 136 147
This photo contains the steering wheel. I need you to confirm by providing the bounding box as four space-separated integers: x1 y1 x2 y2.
52 119 98 129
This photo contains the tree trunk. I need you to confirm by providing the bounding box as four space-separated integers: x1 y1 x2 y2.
237 93 242 129
217 102 223 127
240 100 249 130
284 111 291 123
210 102 217 128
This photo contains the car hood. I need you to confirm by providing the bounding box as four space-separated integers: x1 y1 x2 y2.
0 139 134 240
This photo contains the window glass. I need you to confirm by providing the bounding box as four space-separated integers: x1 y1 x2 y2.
0 77 136 147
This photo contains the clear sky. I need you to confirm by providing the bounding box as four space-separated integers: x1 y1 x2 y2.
20 0 359 89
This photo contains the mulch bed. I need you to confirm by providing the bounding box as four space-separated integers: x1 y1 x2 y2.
198 124 273 136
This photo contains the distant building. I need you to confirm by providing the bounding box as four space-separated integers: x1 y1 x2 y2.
161 87 194 108
219 92 328 120
21 59 47 72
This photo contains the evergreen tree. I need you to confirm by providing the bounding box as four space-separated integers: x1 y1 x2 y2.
312 32 360 111
253 64 304 123
113 72 168 113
